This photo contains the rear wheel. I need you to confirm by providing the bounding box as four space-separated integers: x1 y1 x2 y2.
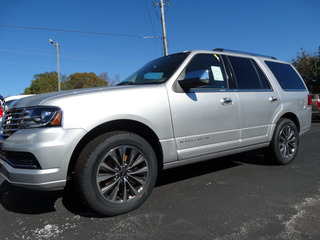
75 131 158 216
267 118 299 165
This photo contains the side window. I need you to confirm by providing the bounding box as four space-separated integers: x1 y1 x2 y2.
228 56 266 90
179 54 227 89
252 61 271 89
265 61 306 91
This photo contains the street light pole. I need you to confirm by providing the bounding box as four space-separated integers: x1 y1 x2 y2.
49 39 61 91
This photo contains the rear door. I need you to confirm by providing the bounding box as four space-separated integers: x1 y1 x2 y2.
224 55 281 145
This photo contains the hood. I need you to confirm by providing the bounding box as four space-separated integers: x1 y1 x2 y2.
11 85 161 109
11 87 117 108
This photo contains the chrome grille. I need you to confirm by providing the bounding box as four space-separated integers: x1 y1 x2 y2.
2 108 24 138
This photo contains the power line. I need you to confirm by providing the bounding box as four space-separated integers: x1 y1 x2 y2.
0 48 141 65
153 1 169 19
0 41 143 64
144 0 156 37
0 24 162 39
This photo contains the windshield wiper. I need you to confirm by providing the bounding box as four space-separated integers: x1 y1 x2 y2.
135 81 161 85
116 82 136 86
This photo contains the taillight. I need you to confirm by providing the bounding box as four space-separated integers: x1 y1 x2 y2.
308 94 312 106
315 101 320 109
0 106 2 117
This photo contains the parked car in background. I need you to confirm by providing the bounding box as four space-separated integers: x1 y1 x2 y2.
311 93 320 119
0 95 4 123
3 95 34 112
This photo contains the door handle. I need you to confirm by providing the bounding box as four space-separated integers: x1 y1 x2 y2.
221 97 233 106
269 96 278 103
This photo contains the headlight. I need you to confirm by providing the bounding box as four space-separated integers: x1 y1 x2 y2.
20 107 62 129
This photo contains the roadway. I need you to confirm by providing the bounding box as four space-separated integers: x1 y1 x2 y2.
1 121 320 239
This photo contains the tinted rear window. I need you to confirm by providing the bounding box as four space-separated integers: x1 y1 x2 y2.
228 56 271 90
265 61 306 91
228 56 261 89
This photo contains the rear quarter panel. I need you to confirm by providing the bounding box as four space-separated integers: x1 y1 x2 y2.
258 59 312 136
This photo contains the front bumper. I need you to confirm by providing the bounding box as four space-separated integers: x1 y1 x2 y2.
0 127 87 190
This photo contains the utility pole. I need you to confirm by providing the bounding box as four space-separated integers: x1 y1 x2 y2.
49 39 61 91
154 0 168 56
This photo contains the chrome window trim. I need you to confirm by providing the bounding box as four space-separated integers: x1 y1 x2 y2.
189 89 274 93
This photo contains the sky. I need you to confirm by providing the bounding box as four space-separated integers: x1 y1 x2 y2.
0 0 319 97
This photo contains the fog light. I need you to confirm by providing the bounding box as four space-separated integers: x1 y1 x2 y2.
0 151 41 169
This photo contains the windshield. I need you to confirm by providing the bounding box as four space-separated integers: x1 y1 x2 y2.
118 52 189 85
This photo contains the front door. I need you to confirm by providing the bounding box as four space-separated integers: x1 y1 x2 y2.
167 53 241 160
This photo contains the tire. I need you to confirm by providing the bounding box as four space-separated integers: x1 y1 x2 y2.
267 118 299 165
75 131 158 216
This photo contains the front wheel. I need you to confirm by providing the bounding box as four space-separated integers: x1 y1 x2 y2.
75 131 158 216
267 118 299 165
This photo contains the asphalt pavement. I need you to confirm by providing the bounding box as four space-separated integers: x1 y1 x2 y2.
1 121 320 240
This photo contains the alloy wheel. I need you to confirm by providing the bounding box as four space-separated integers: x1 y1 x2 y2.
96 145 149 203
279 125 296 158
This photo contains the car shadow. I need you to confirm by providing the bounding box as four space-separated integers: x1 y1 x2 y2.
0 180 63 214
156 155 241 187
0 178 102 217
156 149 276 187
0 150 275 217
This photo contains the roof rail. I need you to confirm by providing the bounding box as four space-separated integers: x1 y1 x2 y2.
213 48 277 60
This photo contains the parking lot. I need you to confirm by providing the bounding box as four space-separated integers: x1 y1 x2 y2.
0 121 320 240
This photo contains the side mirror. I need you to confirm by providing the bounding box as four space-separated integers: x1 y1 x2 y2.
178 70 209 90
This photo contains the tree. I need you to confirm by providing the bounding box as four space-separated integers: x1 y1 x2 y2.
66 72 107 89
24 71 107 94
24 71 68 94
99 72 121 86
292 47 320 93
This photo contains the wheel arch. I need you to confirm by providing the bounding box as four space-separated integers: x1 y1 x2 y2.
67 120 164 179
278 112 300 132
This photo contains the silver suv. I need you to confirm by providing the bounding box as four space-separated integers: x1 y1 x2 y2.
0 49 312 216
